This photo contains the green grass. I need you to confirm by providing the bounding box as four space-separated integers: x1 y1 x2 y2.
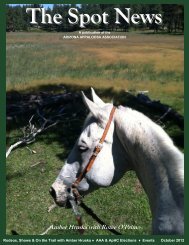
6 31 184 235
6 46 183 84
6 126 151 235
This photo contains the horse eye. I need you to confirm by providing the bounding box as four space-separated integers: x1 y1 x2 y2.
78 145 88 152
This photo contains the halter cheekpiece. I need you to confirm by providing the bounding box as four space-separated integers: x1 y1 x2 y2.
71 106 116 192
67 106 116 234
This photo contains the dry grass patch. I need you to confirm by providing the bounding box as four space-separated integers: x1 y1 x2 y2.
82 45 183 72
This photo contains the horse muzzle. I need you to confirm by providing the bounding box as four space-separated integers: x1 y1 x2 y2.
49 186 71 208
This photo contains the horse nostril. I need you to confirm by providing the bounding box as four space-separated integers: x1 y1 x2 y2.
49 187 56 199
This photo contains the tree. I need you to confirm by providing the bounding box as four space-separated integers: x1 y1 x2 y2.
162 4 184 33
148 4 162 32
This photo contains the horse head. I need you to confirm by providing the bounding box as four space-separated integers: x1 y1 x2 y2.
49 88 131 207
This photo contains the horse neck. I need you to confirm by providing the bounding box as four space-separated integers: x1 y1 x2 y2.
115 106 184 234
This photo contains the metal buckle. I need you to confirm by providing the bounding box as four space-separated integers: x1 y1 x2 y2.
96 142 103 150
92 143 103 156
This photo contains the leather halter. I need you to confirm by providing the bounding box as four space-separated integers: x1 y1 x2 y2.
71 106 116 195
68 106 116 234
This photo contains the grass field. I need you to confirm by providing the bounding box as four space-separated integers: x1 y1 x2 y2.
6 31 184 235
7 31 184 113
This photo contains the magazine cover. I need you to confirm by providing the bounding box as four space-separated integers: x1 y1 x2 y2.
1 1 188 244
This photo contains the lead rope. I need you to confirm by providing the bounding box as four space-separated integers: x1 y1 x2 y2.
68 188 84 234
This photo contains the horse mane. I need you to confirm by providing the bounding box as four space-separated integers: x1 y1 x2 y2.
117 105 184 210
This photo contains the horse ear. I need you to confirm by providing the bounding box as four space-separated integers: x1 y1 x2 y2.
81 91 107 125
81 91 99 118
91 87 105 107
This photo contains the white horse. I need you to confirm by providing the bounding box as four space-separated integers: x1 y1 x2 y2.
50 88 184 235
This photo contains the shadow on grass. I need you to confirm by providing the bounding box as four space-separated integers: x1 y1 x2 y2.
6 171 26 181
7 83 184 166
